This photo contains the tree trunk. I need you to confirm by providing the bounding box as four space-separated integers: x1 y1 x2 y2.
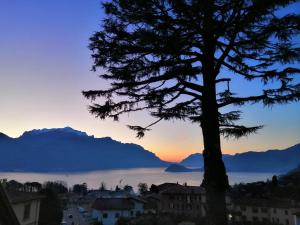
201 77 229 225
200 1 229 224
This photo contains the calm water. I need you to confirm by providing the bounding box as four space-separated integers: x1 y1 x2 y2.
0 168 278 190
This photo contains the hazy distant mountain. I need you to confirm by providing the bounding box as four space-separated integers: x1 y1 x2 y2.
0 127 168 172
165 164 202 172
181 153 231 168
0 132 11 140
279 164 300 186
180 144 300 173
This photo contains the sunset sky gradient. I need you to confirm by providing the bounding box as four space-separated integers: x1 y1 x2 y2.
0 0 299 162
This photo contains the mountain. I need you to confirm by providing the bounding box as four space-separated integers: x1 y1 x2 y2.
0 127 168 172
0 132 11 141
181 153 232 168
165 164 202 172
280 164 300 185
180 144 300 173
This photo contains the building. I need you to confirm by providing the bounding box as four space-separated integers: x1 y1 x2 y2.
7 191 43 225
155 183 182 192
92 197 145 225
158 184 206 217
293 212 300 225
230 198 300 225
141 193 160 214
0 184 20 225
88 189 135 199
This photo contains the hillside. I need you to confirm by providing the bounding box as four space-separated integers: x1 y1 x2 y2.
165 164 202 172
0 127 168 172
181 153 231 168
180 144 300 173
280 164 300 185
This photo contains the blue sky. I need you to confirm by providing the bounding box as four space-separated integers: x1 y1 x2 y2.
0 0 299 162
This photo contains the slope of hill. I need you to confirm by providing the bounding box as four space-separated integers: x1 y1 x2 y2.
180 144 300 173
181 153 232 168
0 127 168 172
165 164 202 172
280 164 300 185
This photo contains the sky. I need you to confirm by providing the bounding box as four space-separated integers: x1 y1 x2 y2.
0 0 299 162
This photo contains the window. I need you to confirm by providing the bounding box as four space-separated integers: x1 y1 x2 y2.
261 208 268 213
169 203 174 209
253 216 258 222
252 207 258 213
102 213 108 219
273 208 277 213
130 211 134 216
197 195 201 201
187 195 191 203
285 210 289 215
115 213 120 218
23 203 31 220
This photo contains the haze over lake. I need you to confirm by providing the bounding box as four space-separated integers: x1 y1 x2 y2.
0 168 278 190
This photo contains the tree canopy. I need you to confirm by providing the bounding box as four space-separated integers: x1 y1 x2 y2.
83 1 300 224
83 0 300 139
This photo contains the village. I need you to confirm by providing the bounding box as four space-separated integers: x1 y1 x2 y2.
1 166 300 225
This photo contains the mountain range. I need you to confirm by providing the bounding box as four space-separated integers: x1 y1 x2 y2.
180 144 300 173
0 127 168 172
0 127 299 173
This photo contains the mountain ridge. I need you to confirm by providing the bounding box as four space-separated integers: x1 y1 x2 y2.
180 143 300 173
0 127 168 172
1 127 299 173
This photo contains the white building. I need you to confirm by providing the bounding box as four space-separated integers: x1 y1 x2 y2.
294 212 300 225
92 197 144 225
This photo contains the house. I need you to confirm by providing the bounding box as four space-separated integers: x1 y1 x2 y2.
155 182 182 192
294 212 300 225
141 193 160 214
7 191 43 225
92 197 145 225
158 184 206 217
88 189 135 199
0 184 20 225
230 198 300 225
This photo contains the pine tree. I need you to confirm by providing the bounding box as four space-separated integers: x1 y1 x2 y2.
83 1 300 224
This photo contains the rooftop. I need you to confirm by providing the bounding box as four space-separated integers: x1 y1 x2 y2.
6 191 44 204
156 182 181 192
161 185 205 195
233 198 300 209
92 197 144 211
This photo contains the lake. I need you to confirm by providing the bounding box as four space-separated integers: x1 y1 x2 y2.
0 168 278 190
